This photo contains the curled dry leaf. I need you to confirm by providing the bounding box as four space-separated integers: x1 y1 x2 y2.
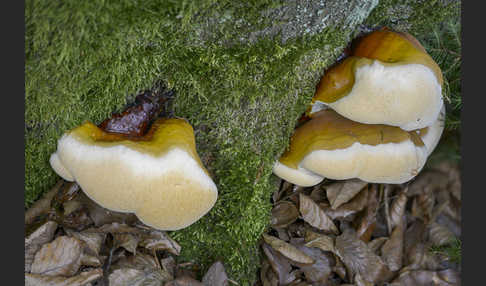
25 181 62 225
333 254 347 281
262 234 315 264
271 201 299 228
367 237 388 255
78 193 139 227
403 220 426 258
65 228 106 256
30 236 83 276
260 258 279 286
299 194 338 234
391 269 460 286
326 179 368 209
412 192 435 224
381 217 405 271
161 256 177 278
262 243 295 285
428 222 456 247
335 229 393 284
389 191 408 230
25 268 103 286
114 233 140 254
202 261 229 286
406 242 439 270
139 229 181 256
407 170 449 197
25 221 58 273
304 230 335 253
355 186 378 242
355 273 373 286
324 187 368 220
436 213 461 238
109 253 172 286
292 241 335 284
165 276 204 286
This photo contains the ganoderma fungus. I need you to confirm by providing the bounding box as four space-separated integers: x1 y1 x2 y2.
310 29 443 131
274 110 429 185
49 118 218 231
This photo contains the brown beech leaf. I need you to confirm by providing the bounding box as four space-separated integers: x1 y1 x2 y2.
114 233 140 254
262 243 295 285
161 256 177 278
355 273 373 286
407 170 449 197
436 213 461 238
65 228 106 256
260 258 279 286
381 217 405 271
333 254 347 281
138 229 181 255
324 187 368 220
412 192 435 223
79 193 139 227
263 234 315 264
304 230 335 253
310 185 327 203
271 201 299 228
403 220 426 258
299 194 338 234
292 241 334 284
389 191 408 230
25 268 103 286
165 276 204 286
31 236 84 276
335 229 393 284
25 221 58 273
202 261 229 286
428 222 456 247
367 237 388 255
390 269 460 286
406 242 439 270
326 179 368 209
109 253 172 285
355 186 379 243
25 181 62 225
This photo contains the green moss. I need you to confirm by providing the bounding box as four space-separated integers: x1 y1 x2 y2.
26 1 350 283
25 0 460 284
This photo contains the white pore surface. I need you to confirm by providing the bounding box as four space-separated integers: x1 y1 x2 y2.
273 161 324 187
300 140 428 184
50 134 218 230
327 61 443 131
421 105 445 156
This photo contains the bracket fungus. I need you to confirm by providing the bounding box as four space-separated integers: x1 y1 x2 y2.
310 29 443 131
274 110 429 185
274 28 446 187
50 117 217 231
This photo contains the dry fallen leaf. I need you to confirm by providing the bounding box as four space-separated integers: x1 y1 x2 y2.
260 258 279 286
202 261 229 286
25 268 102 286
304 230 335 253
65 228 106 256
109 253 172 286
323 187 368 220
428 222 456 247
25 181 62 225
367 237 388 255
25 221 58 273
292 241 334 284
271 201 299 228
262 243 295 285
299 194 338 234
262 233 315 264
326 179 368 210
381 217 405 271
390 269 460 286
389 191 408 230
335 229 393 284
30 236 83 276
138 229 181 256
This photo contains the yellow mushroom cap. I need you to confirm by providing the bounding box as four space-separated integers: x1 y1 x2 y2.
275 110 428 185
311 29 443 131
49 118 218 231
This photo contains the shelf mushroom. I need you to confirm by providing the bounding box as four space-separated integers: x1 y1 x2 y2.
49 118 218 231
274 110 430 185
310 29 444 131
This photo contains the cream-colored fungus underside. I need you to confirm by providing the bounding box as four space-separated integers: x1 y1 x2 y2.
272 161 324 187
420 105 445 156
50 134 217 231
300 140 428 184
327 61 443 131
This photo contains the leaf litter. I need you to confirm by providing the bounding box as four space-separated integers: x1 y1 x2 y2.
258 161 461 285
